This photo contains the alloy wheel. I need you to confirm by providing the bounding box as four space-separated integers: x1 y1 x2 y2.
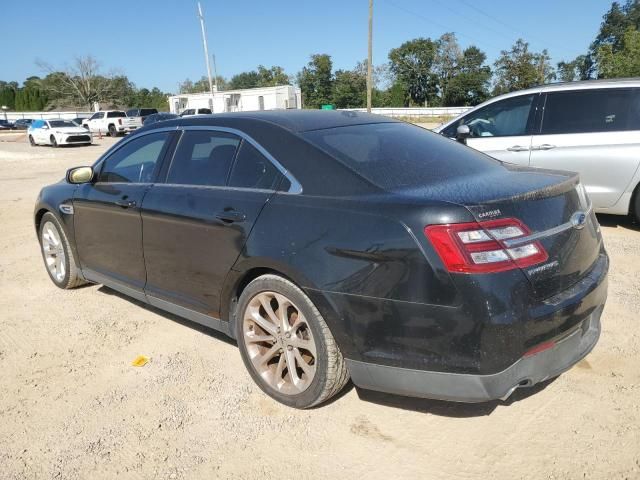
41 221 66 282
242 291 318 395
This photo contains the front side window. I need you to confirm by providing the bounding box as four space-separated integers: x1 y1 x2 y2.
541 88 638 134
98 132 170 183
443 94 536 138
228 140 281 190
166 130 240 186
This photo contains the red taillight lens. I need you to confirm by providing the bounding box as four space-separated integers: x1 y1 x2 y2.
424 218 548 274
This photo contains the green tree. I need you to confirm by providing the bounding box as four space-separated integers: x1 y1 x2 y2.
597 27 640 77
388 38 438 106
297 54 333 109
332 69 366 108
493 39 555 95
444 46 491 106
228 71 261 89
0 82 17 109
256 65 290 86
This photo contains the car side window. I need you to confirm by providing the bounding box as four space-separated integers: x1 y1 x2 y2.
444 94 536 138
166 130 241 186
541 88 637 134
98 132 171 183
228 140 281 190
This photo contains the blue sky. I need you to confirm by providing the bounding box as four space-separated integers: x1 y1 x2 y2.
0 0 610 93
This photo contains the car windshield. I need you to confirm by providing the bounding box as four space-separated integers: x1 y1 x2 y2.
302 122 502 190
49 120 77 128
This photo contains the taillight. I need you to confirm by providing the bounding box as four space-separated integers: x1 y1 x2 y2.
424 218 548 273
118 119 122 125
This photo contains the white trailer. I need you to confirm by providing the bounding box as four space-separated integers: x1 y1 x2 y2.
168 85 301 115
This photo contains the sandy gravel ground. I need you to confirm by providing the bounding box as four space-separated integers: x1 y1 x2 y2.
0 134 639 480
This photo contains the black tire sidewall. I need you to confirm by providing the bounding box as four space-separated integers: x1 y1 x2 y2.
50 135 58 147
235 276 331 409
29 135 35 146
39 213 72 288
109 125 117 137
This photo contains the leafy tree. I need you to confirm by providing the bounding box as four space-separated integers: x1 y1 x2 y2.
179 76 228 93
444 46 491 106
333 69 366 108
228 71 261 89
297 54 334 109
0 82 16 109
493 39 555 95
434 33 461 106
388 38 438 106
597 27 640 77
256 65 290 86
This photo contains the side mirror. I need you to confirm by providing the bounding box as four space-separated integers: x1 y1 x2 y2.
456 124 471 144
67 166 94 184
41 125 49 130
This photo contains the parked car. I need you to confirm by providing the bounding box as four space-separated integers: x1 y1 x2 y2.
0 119 14 130
143 112 179 125
83 110 141 137
179 108 212 117
126 108 159 124
28 119 92 147
13 119 33 130
435 78 640 223
34 111 607 408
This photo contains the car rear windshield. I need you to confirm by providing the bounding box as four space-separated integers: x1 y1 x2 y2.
302 122 501 190
140 108 157 116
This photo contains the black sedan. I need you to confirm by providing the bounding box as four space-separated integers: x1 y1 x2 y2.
34 111 608 408
0 119 14 130
12 118 33 130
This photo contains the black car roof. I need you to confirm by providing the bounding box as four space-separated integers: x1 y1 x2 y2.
164 110 397 133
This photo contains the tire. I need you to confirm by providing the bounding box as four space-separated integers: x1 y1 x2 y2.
633 186 640 225
50 135 58 148
38 212 86 289
28 135 36 147
108 124 118 137
236 274 349 409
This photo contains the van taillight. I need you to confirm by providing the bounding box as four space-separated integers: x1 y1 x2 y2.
424 218 548 273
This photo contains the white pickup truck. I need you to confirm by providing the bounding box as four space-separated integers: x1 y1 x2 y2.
82 110 141 137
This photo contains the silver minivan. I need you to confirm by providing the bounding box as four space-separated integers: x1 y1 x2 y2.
435 79 640 223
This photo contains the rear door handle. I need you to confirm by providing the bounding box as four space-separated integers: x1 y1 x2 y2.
507 145 530 152
215 210 246 224
534 144 557 151
115 200 136 208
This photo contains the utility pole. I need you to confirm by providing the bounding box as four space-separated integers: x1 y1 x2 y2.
197 2 215 99
212 54 219 91
366 0 373 113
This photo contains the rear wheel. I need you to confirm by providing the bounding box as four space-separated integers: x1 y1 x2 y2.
50 135 58 148
236 274 349 409
38 212 86 289
108 124 117 137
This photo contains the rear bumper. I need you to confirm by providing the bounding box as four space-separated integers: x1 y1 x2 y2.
347 306 602 402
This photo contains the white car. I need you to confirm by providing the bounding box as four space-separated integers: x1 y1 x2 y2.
28 119 92 147
82 110 142 137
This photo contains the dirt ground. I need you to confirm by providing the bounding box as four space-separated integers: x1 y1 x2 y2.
0 132 639 480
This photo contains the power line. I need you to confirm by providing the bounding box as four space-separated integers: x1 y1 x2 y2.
383 0 505 51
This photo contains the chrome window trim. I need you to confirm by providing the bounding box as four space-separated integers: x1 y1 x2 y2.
502 204 593 248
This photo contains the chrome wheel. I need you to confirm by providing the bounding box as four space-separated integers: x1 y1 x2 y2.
242 291 318 395
41 221 66 283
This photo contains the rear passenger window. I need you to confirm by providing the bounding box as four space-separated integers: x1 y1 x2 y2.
167 130 240 186
541 89 638 134
228 141 281 190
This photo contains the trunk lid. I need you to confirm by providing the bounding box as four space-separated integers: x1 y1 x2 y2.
401 164 602 298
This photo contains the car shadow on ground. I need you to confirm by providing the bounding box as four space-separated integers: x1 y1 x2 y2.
596 213 639 231
96 285 237 347
354 377 558 417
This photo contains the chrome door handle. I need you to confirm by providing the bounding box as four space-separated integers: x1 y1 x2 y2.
115 200 136 208
215 210 246 224
507 145 530 152
535 144 557 150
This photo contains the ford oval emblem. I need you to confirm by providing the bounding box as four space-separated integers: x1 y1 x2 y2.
571 211 587 229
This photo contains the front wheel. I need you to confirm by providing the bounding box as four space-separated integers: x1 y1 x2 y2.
38 212 86 289
50 135 58 148
236 274 349 409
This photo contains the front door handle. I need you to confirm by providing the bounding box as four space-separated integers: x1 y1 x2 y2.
534 144 557 151
215 210 246 224
115 199 136 208
507 145 530 152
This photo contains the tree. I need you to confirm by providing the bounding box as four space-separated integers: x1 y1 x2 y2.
597 27 640 77
444 46 491 106
0 82 17 109
434 33 461 106
256 65 290 86
493 39 555 95
388 38 438 106
297 54 333 109
179 76 228 93
228 71 261 89
333 69 366 108
556 55 590 82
